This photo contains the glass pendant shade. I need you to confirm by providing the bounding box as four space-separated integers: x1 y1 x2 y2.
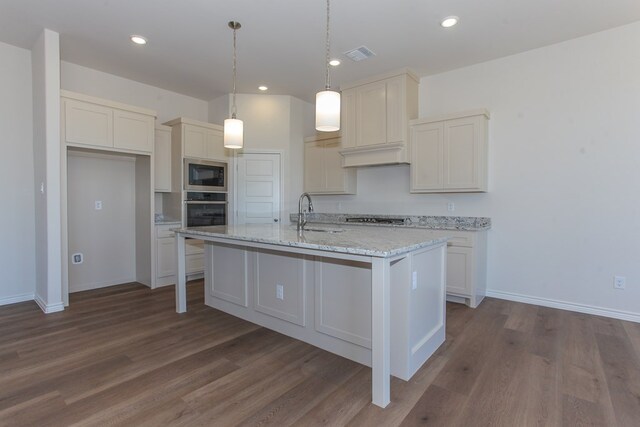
315 89 341 132
224 118 243 149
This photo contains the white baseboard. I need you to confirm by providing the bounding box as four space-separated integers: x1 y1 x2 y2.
34 294 65 314
0 293 34 306
69 277 136 293
486 289 640 324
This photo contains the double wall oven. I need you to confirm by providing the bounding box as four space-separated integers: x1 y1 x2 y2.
183 158 228 227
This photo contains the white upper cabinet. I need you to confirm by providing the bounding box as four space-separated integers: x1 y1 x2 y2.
113 110 154 152
304 133 356 194
61 90 156 154
154 125 172 192
410 110 489 193
339 69 419 167
165 117 225 162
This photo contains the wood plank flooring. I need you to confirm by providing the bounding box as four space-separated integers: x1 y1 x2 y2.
1 281 639 426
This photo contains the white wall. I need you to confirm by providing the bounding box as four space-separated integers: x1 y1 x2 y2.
67 152 136 292
313 22 640 317
228 94 314 221
61 62 209 123
208 94 230 125
0 41 36 305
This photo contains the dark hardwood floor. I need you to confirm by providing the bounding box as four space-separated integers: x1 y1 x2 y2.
1 281 639 426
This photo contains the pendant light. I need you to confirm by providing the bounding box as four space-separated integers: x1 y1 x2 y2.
315 0 340 132
224 21 243 149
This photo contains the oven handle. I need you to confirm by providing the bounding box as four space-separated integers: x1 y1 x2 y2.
184 201 228 205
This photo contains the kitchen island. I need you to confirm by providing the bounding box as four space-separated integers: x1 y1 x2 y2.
174 223 448 408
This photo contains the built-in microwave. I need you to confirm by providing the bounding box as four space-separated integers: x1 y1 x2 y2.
184 158 227 192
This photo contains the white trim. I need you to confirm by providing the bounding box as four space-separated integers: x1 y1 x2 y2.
69 277 137 293
34 294 65 314
486 289 640 324
0 293 35 306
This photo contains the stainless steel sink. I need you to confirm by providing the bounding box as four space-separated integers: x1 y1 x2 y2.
302 227 346 233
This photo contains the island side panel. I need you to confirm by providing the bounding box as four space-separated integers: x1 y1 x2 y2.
202 240 373 366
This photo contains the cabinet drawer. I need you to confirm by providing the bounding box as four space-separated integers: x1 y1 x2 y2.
156 227 177 238
186 253 204 274
185 239 204 255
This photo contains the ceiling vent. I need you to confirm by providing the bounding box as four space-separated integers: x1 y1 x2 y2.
344 46 376 62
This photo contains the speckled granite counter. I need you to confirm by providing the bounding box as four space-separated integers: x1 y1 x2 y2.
176 223 448 258
288 213 491 231
154 214 181 225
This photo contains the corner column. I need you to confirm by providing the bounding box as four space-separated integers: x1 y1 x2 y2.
371 256 391 407
175 233 187 313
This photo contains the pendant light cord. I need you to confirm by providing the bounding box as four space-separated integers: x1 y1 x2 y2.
325 0 331 90
232 24 238 119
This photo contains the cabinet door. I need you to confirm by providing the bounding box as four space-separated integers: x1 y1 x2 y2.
446 246 473 297
205 128 225 161
443 116 481 190
323 138 353 193
356 80 387 147
156 237 176 278
64 99 113 148
183 124 207 158
304 140 325 193
113 110 154 152
341 89 357 148
154 128 172 192
410 122 444 191
386 76 405 143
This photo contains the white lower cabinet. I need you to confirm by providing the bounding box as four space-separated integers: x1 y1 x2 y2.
204 241 446 381
185 239 204 275
427 229 487 308
155 225 204 287
154 224 179 287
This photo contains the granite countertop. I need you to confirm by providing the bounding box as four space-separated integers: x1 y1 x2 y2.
176 224 448 258
154 214 181 225
156 220 181 225
288 213 491 231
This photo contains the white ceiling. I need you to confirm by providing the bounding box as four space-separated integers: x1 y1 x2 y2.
2 0 640 102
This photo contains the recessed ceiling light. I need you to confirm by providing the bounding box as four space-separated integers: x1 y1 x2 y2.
258 85 268 91
440 16 459 28
130 35 147 45
329 59 341 66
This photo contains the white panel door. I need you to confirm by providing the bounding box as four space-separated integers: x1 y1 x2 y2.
236 152 281 224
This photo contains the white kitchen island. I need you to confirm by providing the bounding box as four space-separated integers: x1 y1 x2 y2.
174 223 447 408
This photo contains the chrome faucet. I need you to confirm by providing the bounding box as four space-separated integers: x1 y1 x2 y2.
297 192 314 231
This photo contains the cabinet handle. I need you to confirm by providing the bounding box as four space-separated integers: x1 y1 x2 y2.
274 219 279 223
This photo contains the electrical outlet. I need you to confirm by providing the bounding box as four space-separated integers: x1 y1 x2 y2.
72 253 83 265
412 271 418 290
614 276 626 290
95 200 103 210
276 284 284 300
447 202 455 212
